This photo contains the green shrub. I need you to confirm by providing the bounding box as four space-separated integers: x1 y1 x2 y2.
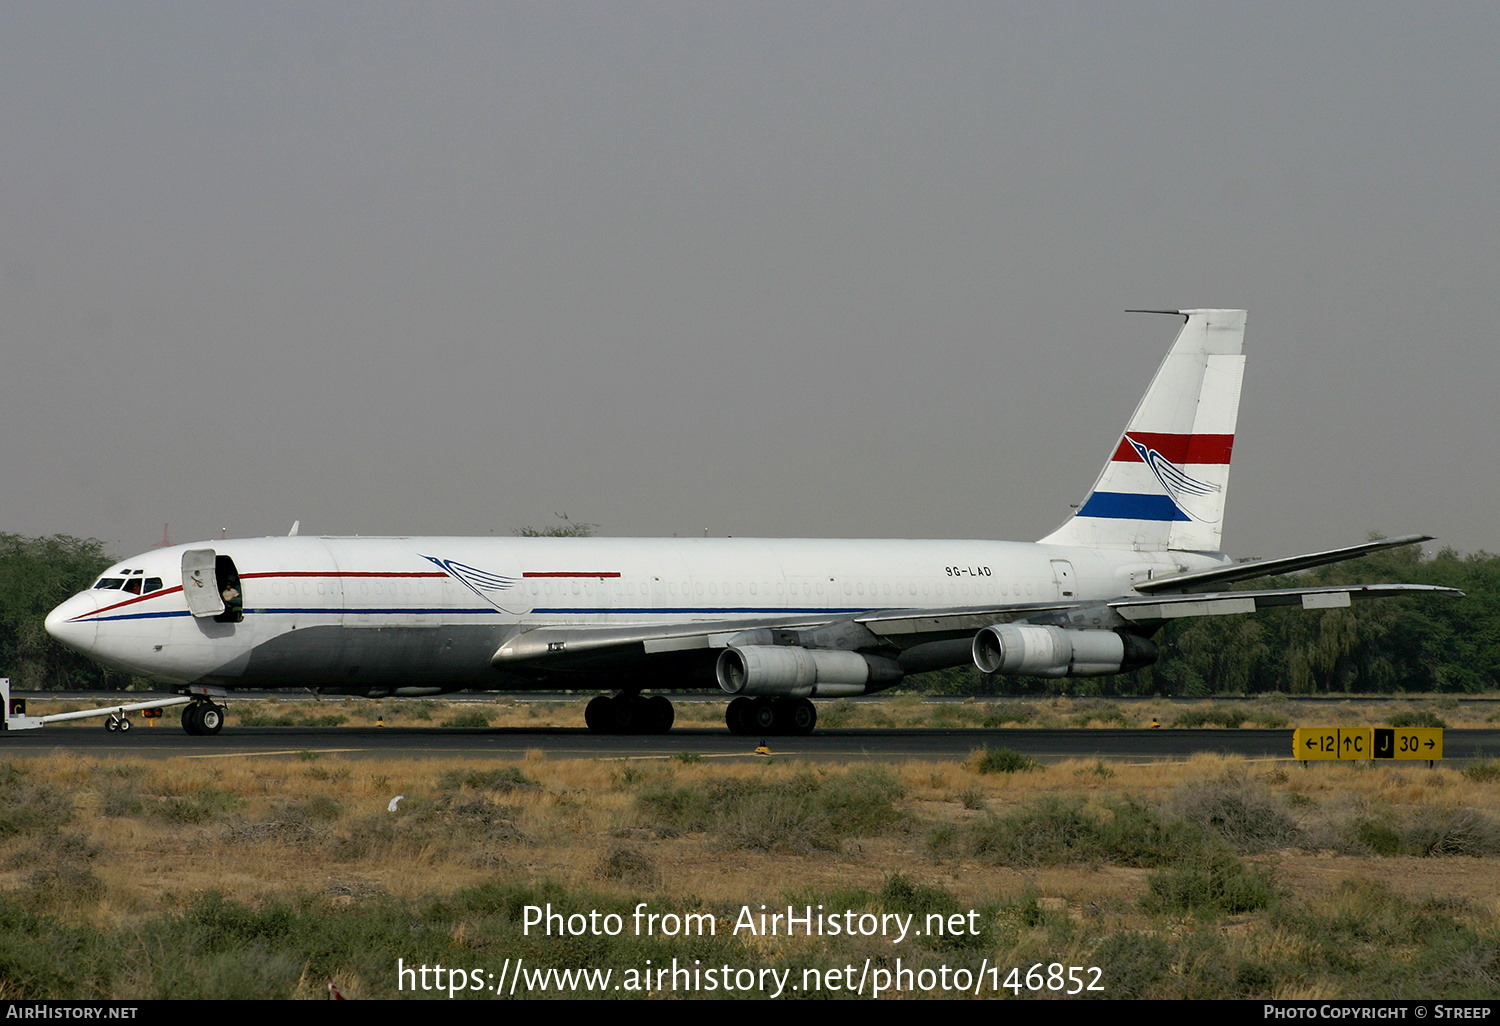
1352 818 1404 856
440 709 492 729
236 708 347 727
1171 705 1249 729
957 787 986 810
814 700 856 728
1462 759 1500 783
1167 774 1301 852
1390 710 1447 729
0 766 67 836
1143 847 1276 917
982 703 1036 727
594 847 659 886
437 766 538 793
972 747 1037 774
152 788 242 824
635 767 905 853
1403 808 1500 857
1091 931 1170 998
952 796 1210 868
963 797 1103 865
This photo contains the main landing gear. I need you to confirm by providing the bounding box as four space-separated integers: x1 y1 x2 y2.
583 692 675 735
181 700 225 736
725 696 817 736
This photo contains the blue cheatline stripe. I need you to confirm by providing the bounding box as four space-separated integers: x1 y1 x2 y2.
254 607 498 615
92 611 193 622
1077 491 1189 522
531 607 870 615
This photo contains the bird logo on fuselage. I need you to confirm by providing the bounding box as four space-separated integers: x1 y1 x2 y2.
419 555 518 607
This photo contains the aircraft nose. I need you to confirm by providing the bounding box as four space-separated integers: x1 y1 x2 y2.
45 592 100 654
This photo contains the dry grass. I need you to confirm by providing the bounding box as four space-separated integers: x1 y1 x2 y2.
1 747 1498 998
1 750 1496 917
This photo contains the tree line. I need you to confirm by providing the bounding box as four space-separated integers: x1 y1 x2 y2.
1 533 1492 694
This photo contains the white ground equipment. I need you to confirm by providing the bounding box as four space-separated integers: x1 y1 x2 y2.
1 677 202 734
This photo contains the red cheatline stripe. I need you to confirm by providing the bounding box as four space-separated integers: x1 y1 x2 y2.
522 572 621 578
70 585 185 621
1111 432 1235 465
241 571 447 579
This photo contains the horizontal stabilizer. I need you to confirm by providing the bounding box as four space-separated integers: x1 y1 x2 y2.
1133 535 1433 594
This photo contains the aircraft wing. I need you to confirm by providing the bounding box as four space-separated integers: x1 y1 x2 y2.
491 599 1076 674
490 581 1463 676
492 612 846 672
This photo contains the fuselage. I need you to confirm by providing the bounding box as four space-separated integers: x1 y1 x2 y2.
44 535 1226 692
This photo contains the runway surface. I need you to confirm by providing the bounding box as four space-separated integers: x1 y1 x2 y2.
2 725 1495 763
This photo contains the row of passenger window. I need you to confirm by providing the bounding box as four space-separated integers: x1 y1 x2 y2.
523 578 1043 599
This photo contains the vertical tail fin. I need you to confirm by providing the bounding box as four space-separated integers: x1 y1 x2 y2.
1038 309 1246 552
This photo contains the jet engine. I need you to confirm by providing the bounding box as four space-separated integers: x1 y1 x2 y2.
715 645 903 697
972 624 1157 678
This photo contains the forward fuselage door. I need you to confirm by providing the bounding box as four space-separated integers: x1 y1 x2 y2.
182 549 225 618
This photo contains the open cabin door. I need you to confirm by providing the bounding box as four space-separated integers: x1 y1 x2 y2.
181 549 245 622
182 550 224 618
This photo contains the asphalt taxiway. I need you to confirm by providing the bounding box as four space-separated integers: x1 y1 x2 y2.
2 725 1495 763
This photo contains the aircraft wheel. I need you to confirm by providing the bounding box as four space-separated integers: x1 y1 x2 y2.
726 697 754 735
749 697 778 734
117 716 132 733
181 705 202 736
609 695 636 734
105 717 119 733
644 695 674 734
783 698 816 735
199 703 224 735
584 695 613 733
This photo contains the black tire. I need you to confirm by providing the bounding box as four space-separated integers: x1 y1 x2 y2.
750 697 778 733
785 698 816 735
610 696 636 734
644 695 674 734
584 695 613 733
117 716 132 733
105 718 119 733
726 697 754 735
197 703 224 736
181 704 201 736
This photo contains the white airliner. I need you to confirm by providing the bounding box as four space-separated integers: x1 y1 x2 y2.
43 310 1460 737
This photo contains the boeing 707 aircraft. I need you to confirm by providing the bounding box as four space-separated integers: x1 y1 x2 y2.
42 310 1461 736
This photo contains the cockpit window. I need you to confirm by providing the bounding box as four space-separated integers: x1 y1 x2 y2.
93 574 162 594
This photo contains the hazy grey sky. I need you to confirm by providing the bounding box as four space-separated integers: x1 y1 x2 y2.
3 2 1497 560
